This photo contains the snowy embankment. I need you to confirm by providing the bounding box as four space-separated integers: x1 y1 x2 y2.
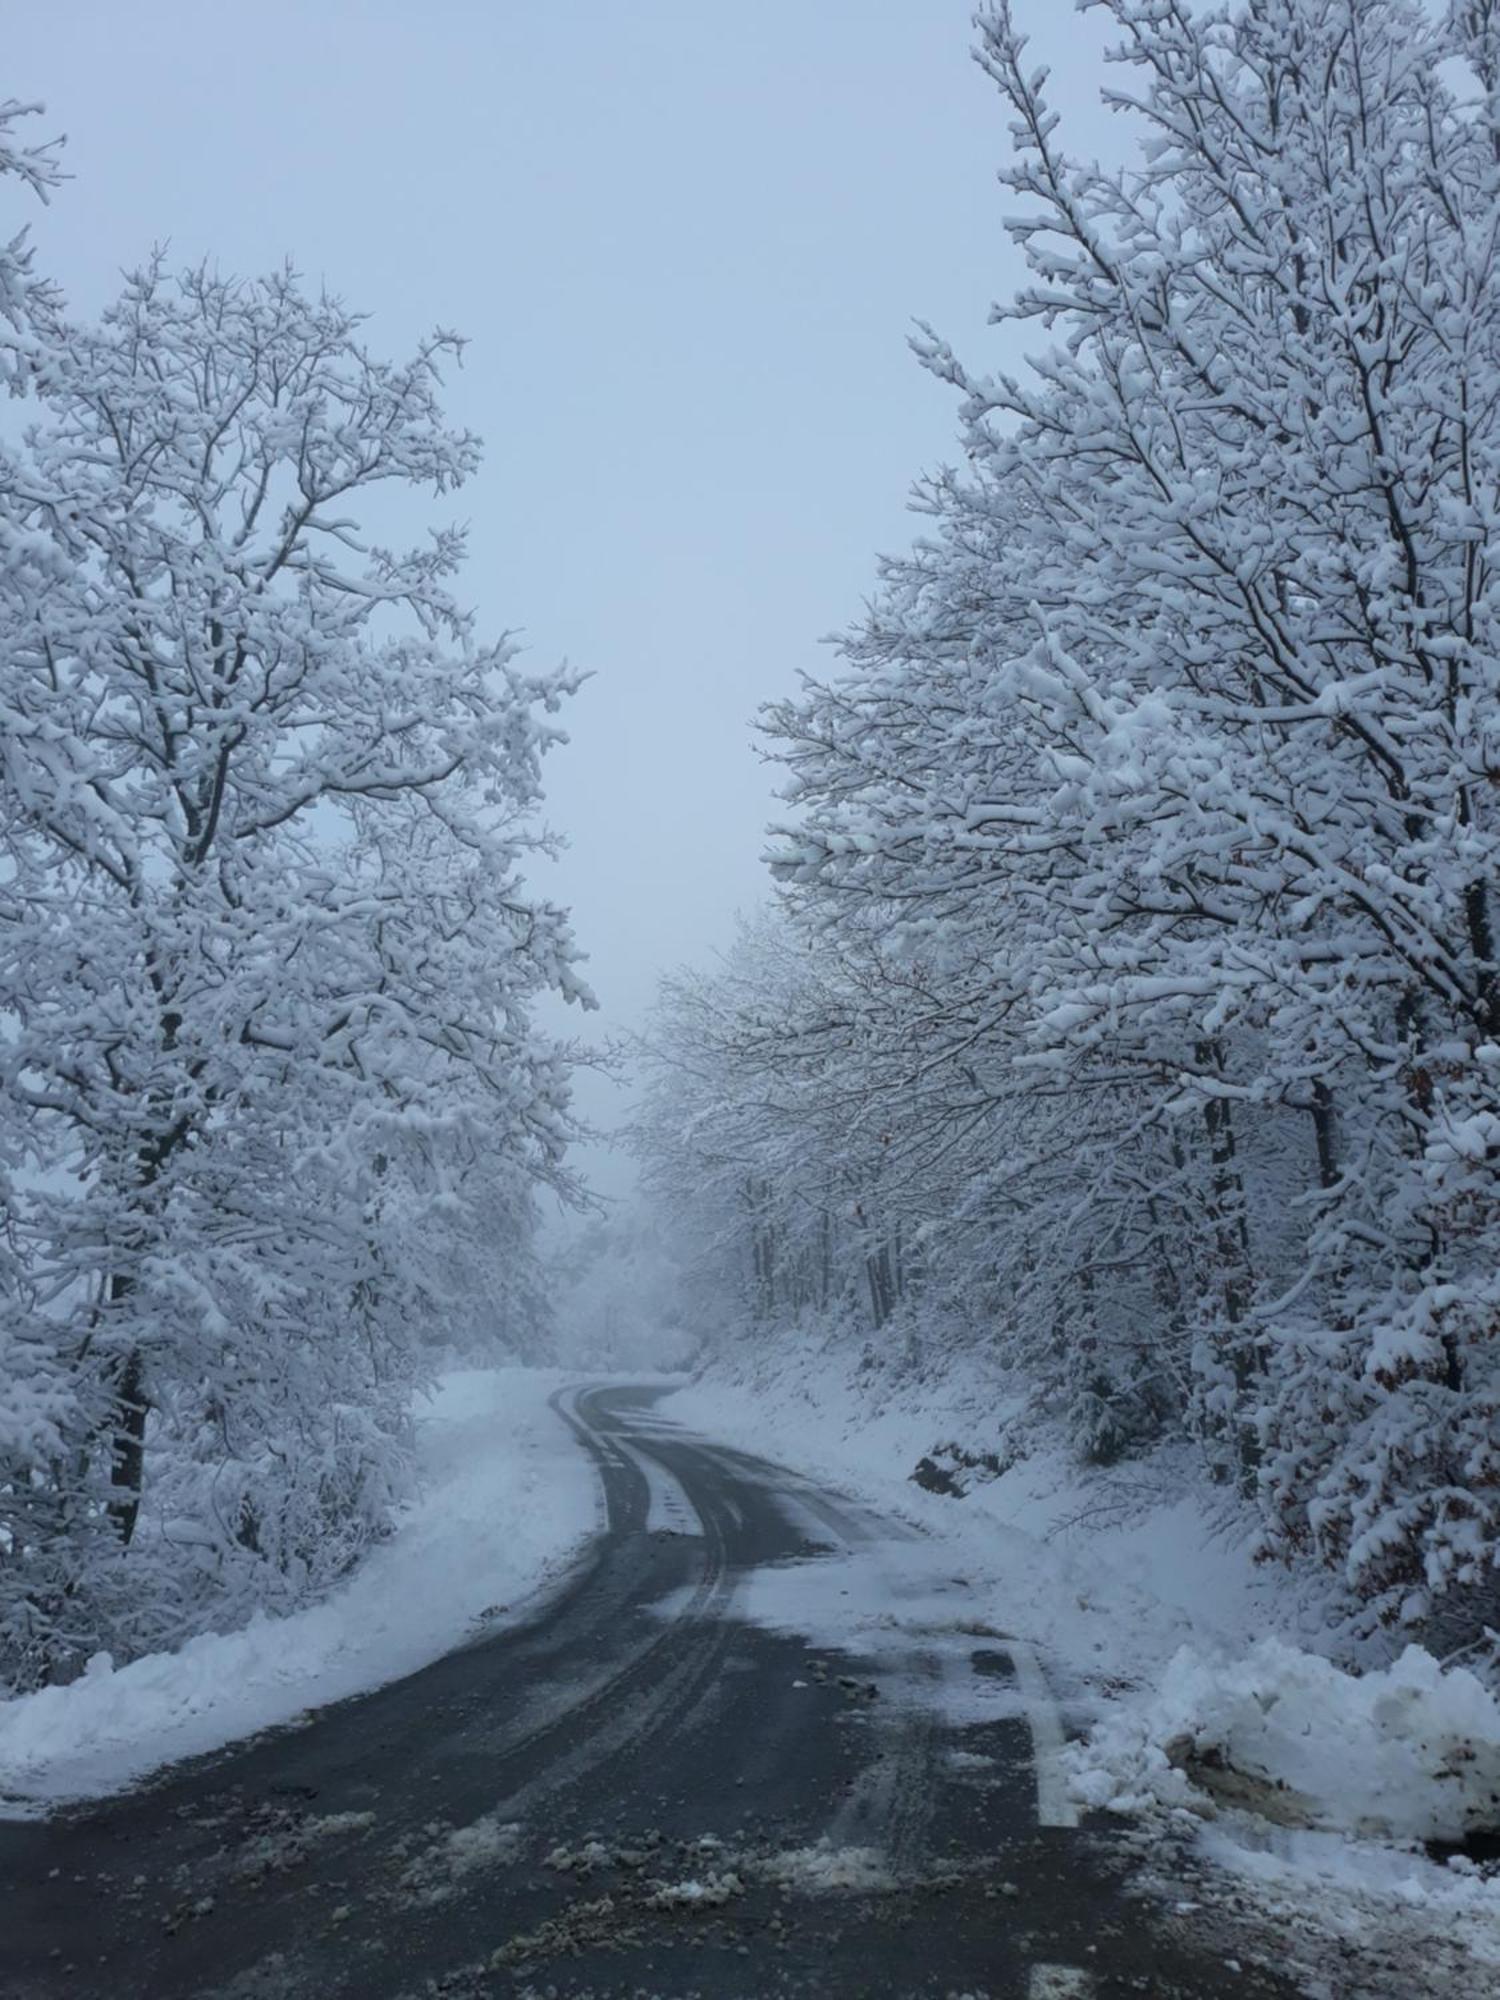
667 1337 1292 1699
666 1333 1500 1969
0 1369 600 1815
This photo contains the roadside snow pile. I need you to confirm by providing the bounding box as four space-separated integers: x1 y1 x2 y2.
1069 1639 1500 1845
0 1368 600 1813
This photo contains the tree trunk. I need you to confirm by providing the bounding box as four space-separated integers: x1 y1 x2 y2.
866 1241 896 1328
1310 1079 1339 1193
1196 1042 1261 1488
108 1325 147 1547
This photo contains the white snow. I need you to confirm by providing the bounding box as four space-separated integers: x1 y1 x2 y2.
643 1871 744 1909
666 1346 1290 1703
1069 1638 1500 1844
664 1342 1500 1966
233 1808 377 1883
0 1368 601 1813
1193 1819 1500 1972
759 1839 895 1894
544 1838 613 1873
398 1813 525 1905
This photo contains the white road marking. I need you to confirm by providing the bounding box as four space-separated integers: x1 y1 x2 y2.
1006 1639 1080 1828
1029 1966 1095 1999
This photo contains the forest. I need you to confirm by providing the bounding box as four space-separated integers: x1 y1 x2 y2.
4 0 1500 1709
638 0 1500 1671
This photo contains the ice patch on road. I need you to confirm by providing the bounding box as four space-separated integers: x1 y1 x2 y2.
0 1368 601 1813
737 1537 1072 1802
738 1538 985 1654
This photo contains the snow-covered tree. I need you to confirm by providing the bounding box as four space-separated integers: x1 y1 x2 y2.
544 1208 696 1372
639 914 920 1338
641 0 1500 1649
0 94 59 383
0 259 589 1684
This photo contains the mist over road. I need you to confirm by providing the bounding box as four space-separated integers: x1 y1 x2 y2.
0 1387 1300 1999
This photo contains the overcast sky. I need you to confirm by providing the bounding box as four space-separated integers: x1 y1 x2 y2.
10 1 1116 1200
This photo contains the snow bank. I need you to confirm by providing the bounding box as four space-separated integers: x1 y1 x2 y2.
0 1368 600 1813
1069 1638 1500 1845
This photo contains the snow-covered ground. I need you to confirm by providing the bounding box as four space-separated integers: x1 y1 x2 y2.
0 1368 601 1815
666 1339 1296 1698
664 1333 1500 1981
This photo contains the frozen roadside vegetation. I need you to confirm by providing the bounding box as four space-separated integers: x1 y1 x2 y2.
0 1369 600 1814
665 1336 1500 1975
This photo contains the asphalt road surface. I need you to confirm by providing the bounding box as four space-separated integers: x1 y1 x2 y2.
0 1385 1307 2000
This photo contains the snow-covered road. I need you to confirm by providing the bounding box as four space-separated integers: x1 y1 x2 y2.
0 1383 1311 1999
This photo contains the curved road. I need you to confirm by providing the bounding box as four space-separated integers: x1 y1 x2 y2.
0 1385 1303 1999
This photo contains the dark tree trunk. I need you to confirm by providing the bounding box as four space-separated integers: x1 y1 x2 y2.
1196 1042 1261 1487
866 1242 896 1328
1310 1079 1339 1192
108 1320 147 1547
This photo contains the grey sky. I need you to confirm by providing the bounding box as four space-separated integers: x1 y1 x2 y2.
10 1 1113 1200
